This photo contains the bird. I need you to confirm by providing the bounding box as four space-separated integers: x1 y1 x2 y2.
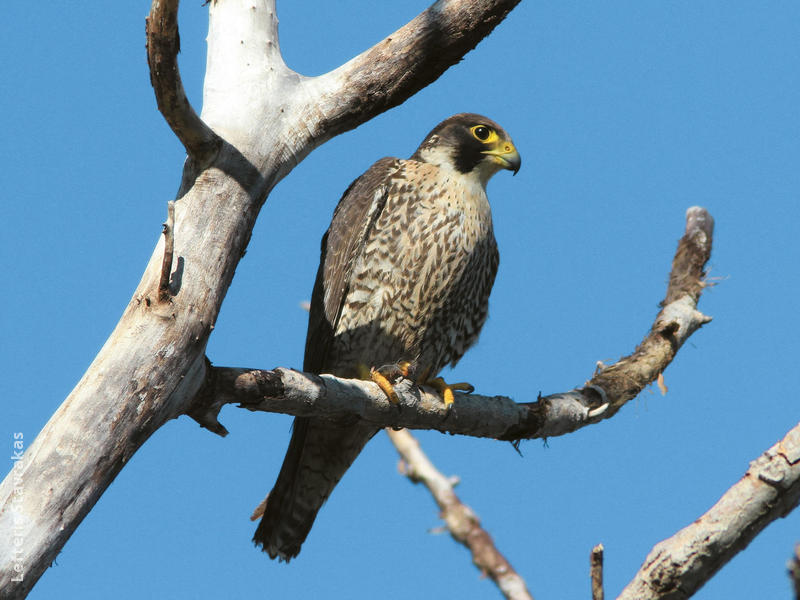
252 113 521 561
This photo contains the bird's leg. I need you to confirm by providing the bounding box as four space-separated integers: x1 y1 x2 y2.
370 368 399 404
356 361 413 404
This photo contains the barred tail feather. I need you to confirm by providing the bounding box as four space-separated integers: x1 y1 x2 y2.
253 417 378 561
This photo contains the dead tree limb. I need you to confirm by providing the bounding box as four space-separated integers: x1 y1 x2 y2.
193 207 714 442
618 421 800 600
577 206 714 423
158 200 176 302
591 544 604 600
387 428 534 600
145 0 219 165
789 544 800 600
0 1 519 596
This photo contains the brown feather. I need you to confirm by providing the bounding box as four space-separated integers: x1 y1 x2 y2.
254 114 517 560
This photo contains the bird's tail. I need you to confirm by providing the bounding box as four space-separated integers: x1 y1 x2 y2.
252 417 378 561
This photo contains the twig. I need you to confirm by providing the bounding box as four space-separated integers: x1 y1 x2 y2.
590 544 604 600
387 428 534 600
158 201 176 302
145 0 219 165
787 544 800 600
618 422 800 599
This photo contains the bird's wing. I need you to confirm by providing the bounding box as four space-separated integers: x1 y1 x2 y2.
303 157 401 373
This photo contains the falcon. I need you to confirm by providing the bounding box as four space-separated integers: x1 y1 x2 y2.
252 113 521 560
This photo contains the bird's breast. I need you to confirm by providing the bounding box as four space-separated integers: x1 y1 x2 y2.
330 161 498 374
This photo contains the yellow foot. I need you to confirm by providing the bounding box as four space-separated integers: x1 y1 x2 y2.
424 377 474 408
371 368 399 404
357 362 414 405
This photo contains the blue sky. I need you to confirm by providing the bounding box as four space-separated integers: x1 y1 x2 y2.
2 2 799 598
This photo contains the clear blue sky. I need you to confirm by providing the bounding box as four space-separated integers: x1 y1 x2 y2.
3 2 799 598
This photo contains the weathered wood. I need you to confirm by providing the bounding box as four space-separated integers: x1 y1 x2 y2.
388 428 534 600
591 544 605 600
618 422 800 599
0 0 520 596
146 0 220 165
789 544 800 600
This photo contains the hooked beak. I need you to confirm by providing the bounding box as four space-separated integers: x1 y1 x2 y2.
483 142 521 175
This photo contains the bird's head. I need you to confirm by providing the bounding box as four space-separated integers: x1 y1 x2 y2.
411 113 521 187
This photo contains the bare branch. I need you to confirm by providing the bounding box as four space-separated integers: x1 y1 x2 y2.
200 208 714 442
308 0 522 142
207 365 523 437
531 206 714 434
145 0 219 164
618 422 800 599
591 544 604 600
387 428 534 600
158 200 176 302
789 544 800 600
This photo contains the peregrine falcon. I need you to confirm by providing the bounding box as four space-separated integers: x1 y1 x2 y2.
253 113 520 560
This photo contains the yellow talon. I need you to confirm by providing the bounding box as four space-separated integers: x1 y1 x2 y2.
421 375 474 408
443 386 454 407
421 377 451 408
357 361 472 407
358 362 412 404
450 382 475 393
370 367 400 404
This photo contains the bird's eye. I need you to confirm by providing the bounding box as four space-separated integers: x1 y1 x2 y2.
472 125 491 141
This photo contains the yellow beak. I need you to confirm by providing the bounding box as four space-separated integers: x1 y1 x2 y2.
483 141 521 175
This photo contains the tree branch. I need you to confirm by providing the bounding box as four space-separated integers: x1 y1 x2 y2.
591 544 604 600
618 421 800 599
387 428 534 600
195 207 714 442
306 0 521 143
145 0 219 164
158 200 176 302
789 544 800 600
